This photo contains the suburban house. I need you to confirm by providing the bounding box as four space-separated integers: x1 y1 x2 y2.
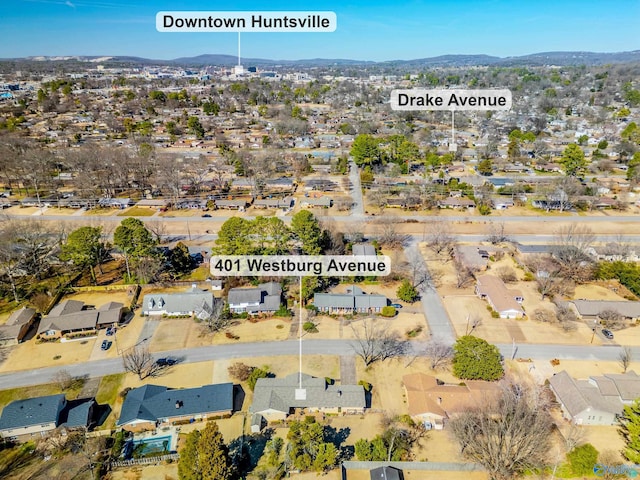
402 373 500 429
370 466 404 480
549 370 640 425
313 286 388 314
571 300 640 322
0 394 97 441
475 275 525 318
253 197 294 209
214 198 249 210
300 196 332 208
117 383 234 432
250 373 366 431
227 282 282 315
142 285 215 320
0 307 38 346
37 300 123 339
437 197 476 209
454 245 498 272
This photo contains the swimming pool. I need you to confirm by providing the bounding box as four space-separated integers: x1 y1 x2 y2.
131 435 174 456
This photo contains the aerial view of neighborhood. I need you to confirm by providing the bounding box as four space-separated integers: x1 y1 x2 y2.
1 1 640 479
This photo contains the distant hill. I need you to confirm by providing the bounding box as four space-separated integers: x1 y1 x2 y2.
7 50 640 67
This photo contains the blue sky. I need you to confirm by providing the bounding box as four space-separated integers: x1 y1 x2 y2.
1 0 638 61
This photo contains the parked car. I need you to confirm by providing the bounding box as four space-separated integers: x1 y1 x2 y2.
156 357 177 366
101 340 112 350
105 327 115 336
602 328 614 340
202 214 212 218
390 303 403 309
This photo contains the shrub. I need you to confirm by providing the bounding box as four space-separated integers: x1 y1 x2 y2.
303 321 318 333
228 362 254 381
358 380 372 392
566 443 599 476
247 367 270 391
275 305 292 317
397 280 419 303
381 306 396 317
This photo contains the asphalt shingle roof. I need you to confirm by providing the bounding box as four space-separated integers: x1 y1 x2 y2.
117 383 234 426
0 394 65 430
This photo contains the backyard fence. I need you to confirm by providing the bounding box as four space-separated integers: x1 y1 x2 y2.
110 453 179 468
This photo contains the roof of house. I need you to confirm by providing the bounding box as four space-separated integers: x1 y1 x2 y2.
370 466 403 480
572 300 640 319
549 370 640 418
38 300 122 334
0 307 37 339
476 275 524 315
313 285 388 310
301 196 332 207
0 394 65 431
58 398 95 428
250 373 365 414
254 197 294 208
515 243 554 254
402 373 500 419
117 383 234 426
142 286 214 317
353 244 376 256
228 282 282 312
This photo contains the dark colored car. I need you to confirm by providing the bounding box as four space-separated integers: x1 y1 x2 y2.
105 327 115 336
602 328 614 340
156 357 177 366
101 340 112 350
202 214 212 218
390 303 403 309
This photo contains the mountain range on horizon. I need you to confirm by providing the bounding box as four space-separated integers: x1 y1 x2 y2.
5 50 640 67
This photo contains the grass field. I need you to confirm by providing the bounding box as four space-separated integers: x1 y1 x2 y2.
0 382 83 410
117 207 156 216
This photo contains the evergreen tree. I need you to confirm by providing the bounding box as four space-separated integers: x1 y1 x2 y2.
397 280 419 303
113 218 157 280
60 226 109 284
452 335 504 381
291 210 323 255
619 398 640 463
560 143 587 177
198 422 233 480
178 429 202 480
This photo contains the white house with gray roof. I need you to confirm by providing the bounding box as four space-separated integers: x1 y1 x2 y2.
227 282 282 315
142 285 214 320
250 373 366 430
0 394 96 441
313 285 388 314
549 370 640 425
571 300 640 322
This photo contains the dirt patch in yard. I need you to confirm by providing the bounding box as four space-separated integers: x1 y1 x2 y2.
0 336 96 372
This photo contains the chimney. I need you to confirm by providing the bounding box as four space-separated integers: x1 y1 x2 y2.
175 400 182 409
337 390 342 397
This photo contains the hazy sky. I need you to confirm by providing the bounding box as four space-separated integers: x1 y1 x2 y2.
2 0 638 61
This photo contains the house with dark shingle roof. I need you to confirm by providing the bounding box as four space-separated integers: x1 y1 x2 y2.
37 300 123 339
227 282 282 315
0 394 96 441
549 370 640 425
142 285 215 320
313 285 388 314
117 383 234 432
370 465 404 480
0 307 38 346
249 372 365 431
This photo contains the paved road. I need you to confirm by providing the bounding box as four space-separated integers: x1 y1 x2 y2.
0 339 635 390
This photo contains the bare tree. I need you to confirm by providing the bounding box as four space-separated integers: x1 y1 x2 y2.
122 345 158 379
146 219 168 243
563 423 586 452
52 369 73 390
423 338 453 370
599 309 627 330
376 217 409 249
424 221 456 255
350 318 406 367
619 346 633 373
486 222 510 244
202 299 229 333
450 379 554 480
453 258 475 288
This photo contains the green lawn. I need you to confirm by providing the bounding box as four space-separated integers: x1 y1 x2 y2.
180 266 211 282
95 373 126 406
0 384 64 410
117 207 156 216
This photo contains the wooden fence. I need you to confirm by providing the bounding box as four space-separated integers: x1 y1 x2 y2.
110 453 179 468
